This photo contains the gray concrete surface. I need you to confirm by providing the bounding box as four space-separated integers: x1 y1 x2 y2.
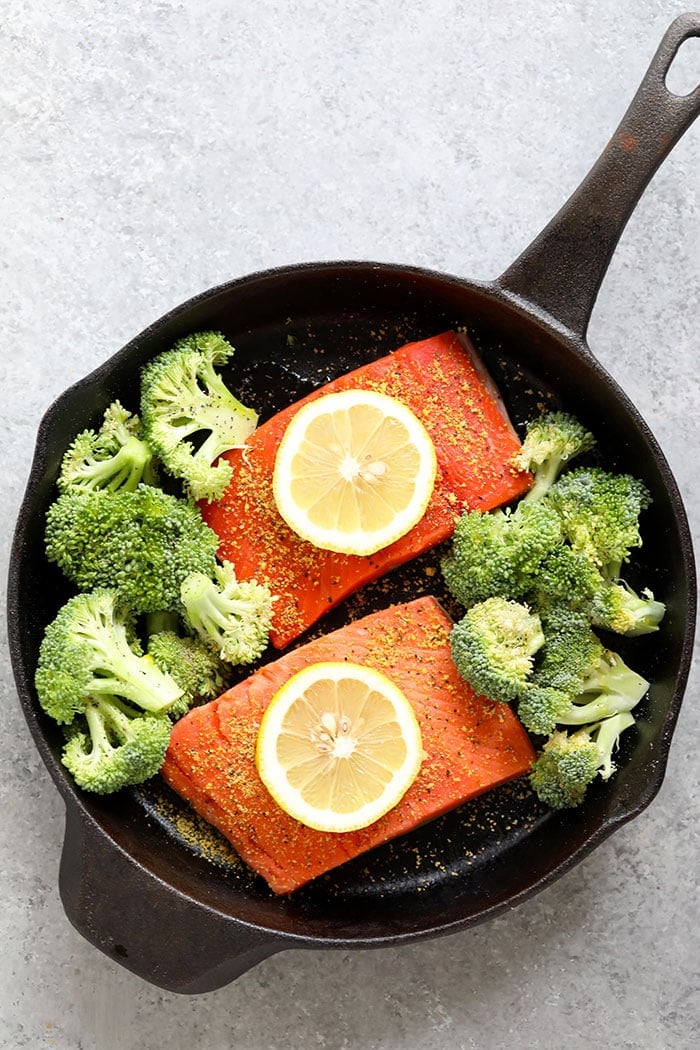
2 2 699 1047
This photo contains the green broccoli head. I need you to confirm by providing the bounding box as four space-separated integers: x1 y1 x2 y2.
58 401 158 495
548 467 652 579
529 712 636 808
517 684 572 737
45 485 219 614
62 696 172 794
441 499 562 609
35 589 182 723
529 728 602 808
513 412 595 501
140 331 258 502
449 597 545 704
535 544 603 606
147 628 230 719
533 603 605 695
180 560 275 665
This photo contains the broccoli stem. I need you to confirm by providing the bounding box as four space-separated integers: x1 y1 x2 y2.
556 692 640 726
592 711 636 780
580 654 649 707
84 622 182 713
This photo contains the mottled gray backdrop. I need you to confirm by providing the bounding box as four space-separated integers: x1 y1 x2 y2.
2 2 698 1048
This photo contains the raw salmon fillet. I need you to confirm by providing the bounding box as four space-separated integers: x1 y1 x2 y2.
162 596 536 895
202 331 532 648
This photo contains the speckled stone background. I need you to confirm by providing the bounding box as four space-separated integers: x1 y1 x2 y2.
2 2 699 1047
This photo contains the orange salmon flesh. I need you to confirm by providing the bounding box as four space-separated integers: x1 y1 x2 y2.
201 331 532 648
162 596 536 895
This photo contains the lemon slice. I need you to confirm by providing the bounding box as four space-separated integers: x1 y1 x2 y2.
272 389 437 556
255 661 423 833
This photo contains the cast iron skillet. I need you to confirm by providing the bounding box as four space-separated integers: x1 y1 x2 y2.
8 15 700 993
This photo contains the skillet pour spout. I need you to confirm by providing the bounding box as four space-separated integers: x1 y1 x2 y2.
7 15 699 993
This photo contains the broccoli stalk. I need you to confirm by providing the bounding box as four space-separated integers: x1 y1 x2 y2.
35 589 183 724
529 712 636 809
58 401 157 494
513 411 595 502
62 696 172 794
449 597 545 704
45 485 219 614
140 331 258 502
180 560 275 665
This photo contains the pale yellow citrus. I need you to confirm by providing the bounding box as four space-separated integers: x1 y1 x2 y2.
255 661 423 833
272 389 437 556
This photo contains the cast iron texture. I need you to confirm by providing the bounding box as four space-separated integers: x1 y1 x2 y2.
7 14 699 993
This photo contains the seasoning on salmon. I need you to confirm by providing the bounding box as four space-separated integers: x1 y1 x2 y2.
201 331 532 649
161 596 536 895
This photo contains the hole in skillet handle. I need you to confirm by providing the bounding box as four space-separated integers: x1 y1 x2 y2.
665 35 700 97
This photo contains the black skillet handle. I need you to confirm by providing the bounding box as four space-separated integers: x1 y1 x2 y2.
59 807 282 994
497 13 700 340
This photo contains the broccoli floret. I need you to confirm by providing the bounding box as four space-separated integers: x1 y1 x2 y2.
62 696 171 794
519 648 648 735
180 560 275 665
544 467 663 635
140 331 258 502
35 589 182 724
147 629 230 719
58 401 158 495
45 486 219 614
441 499 562 608
517 605 648 735
449 597 545 704
587 580 666 636
529 712 636 808
548 467 651 579
513 412 595 501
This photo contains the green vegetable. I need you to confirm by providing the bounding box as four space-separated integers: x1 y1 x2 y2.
58 401 158 495
529 713 636 809
440 408 664 810
35 589 182 723
34 589 180 795
147 628 230 719
45 486 219 614
140 331 258 502
587 580 666 636
547 466 664 634
449 597 545 704
62 698 172 795
519 654 648 736
441 499 562 609
513 411 595 501
180 560 275 665
548 466 651 577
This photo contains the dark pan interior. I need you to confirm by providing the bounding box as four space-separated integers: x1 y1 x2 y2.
10 261 695 946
